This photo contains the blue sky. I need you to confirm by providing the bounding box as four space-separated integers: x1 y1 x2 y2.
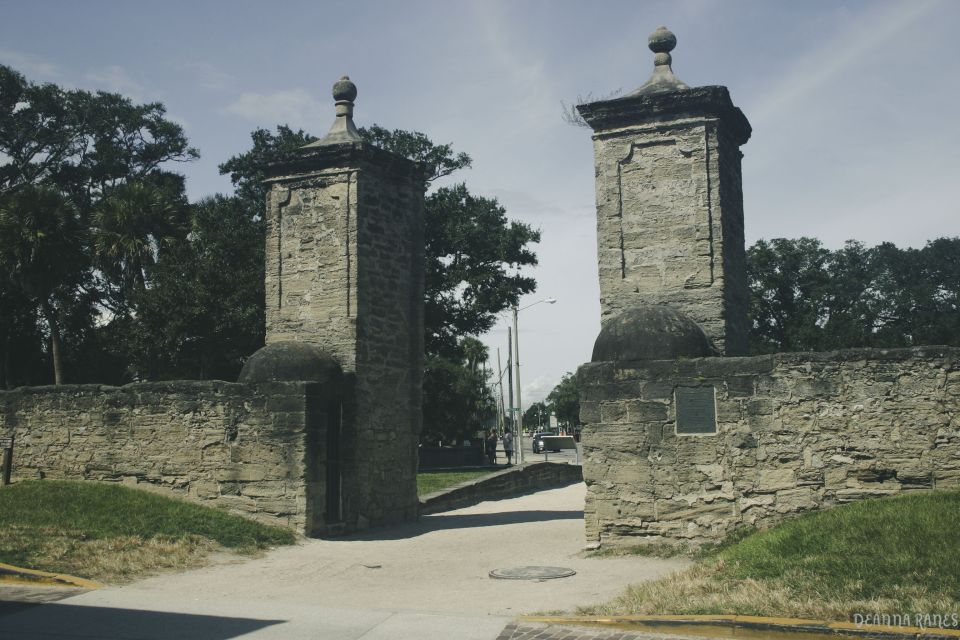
3 0 958 405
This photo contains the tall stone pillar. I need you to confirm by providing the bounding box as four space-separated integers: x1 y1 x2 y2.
578 27 752 355
262 76 425 530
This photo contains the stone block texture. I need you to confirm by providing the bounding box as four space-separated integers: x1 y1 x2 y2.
578 87 751 355
264 143 426 529
578 347 960 547
0 380 340 536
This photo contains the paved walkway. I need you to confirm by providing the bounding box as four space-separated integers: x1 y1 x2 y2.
0 482 688 639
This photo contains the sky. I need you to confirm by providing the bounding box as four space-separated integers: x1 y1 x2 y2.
2 0 958 408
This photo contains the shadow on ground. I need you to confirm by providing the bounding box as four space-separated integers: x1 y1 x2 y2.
345 509 584 541
0 602 284 639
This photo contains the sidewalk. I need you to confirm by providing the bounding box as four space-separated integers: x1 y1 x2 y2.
0 483 687 639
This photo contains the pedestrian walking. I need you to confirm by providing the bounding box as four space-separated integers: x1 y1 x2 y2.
485 430 498 465
503 429 514 466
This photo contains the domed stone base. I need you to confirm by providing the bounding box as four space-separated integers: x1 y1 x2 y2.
238 341 342 383
591 304 718 362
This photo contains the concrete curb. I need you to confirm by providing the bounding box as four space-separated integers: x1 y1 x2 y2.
520 615 960 639
0 562 103 589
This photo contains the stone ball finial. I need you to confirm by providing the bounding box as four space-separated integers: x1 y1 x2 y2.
649 26 677 67
332 75 357 103
648 26 677 54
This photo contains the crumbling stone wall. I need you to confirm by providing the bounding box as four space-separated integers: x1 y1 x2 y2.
578 346 960 547
0 380 338 536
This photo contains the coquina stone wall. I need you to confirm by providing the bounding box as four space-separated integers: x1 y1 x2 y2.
578 346 960 547
580 87 751 357
0 380 339 536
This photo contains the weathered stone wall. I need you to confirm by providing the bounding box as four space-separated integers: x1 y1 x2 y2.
265 167 359 365
578 347 960 547
0 380 339 536
264 144 425 530
352 155 425 528
583 88 750 355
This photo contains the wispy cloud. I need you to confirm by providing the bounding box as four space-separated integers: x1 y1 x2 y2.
0 49 59 79
468 2 559 135
751 0 942 127
224 89 323 128
85 65 149 100
522 374 557 406
181 61 235 92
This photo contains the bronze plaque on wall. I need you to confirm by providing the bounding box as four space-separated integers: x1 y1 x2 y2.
675 386 717 435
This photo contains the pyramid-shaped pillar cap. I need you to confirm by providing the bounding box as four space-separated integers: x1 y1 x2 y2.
575 26 751 145
303 75 363 148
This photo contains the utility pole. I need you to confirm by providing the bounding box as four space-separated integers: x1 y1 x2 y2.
513 306 524 465
496 348 506 435
506 326 514 435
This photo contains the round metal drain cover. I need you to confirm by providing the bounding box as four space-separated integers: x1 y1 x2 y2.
489 566 576 580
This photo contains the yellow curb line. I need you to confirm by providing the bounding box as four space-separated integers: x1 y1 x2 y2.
0 562 103 590
520 615 960 638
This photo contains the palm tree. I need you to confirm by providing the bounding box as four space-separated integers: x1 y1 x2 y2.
0 185 87 384
91 181 181 304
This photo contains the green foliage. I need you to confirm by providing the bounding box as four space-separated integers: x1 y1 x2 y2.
0 64 197 206
523 400 550 429
0 283 47 387
218 125 315 213
546 372 580 427
360 124 472 182
748 237 960 353
0 185 90 383
425 184 539 357
0 64 197 384
125 195 265 381
422 352 496 445
92 180 189 307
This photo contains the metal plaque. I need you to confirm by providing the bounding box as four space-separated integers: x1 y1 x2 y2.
0 438 12 449
675 386 717 435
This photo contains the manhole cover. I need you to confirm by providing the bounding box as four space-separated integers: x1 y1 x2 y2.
488 566 576 580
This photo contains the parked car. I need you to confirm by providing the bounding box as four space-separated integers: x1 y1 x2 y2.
531 430 560 454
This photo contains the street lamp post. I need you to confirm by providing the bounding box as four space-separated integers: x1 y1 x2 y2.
512 297 556 465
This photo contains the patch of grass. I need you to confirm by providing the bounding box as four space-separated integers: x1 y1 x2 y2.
417 470 497 496
0 480 295 582
580 491 960 621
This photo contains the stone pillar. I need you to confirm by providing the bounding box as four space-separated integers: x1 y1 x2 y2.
578 27 752 355
263 76 425 530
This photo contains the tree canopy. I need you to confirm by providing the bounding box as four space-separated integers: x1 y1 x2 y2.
0 64 197 385
546 372 581 429
748 237 960 353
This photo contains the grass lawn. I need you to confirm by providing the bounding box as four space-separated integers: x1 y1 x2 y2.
580 490 960 621
417 469 497 496
0 480 295 583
